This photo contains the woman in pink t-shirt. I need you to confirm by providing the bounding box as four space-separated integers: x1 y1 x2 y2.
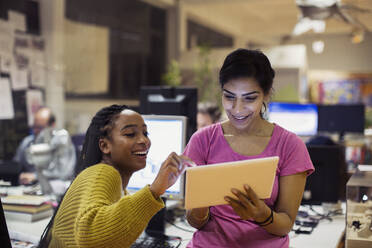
184 49 314 248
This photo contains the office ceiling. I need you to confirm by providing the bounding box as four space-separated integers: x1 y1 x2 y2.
181 0 372 46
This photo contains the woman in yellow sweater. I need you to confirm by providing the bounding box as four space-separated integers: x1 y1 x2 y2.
38 104 191 248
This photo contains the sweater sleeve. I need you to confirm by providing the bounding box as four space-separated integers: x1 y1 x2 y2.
74 165 165 247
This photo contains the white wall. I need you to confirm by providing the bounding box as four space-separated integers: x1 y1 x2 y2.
65 99 139 135
37 0 372 134
288 32 372 73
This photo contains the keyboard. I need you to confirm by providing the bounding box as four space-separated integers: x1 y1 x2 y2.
131 234 180 248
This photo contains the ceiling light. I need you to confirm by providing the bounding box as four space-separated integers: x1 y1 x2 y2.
312 40 324 53
351 28 365 44
297 0 338 8
292 18 326 36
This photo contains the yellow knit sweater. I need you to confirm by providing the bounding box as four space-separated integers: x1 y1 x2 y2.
48 163 165 248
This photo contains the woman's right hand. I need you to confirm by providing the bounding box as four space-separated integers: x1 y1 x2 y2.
150 152 193 199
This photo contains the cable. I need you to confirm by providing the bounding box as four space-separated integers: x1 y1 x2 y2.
309 205 343 222
165 217 195 233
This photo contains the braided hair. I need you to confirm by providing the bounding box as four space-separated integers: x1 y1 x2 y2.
38 104 129 248
75 104 129 175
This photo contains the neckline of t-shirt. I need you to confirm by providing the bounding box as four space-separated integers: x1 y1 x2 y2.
217 122 279 158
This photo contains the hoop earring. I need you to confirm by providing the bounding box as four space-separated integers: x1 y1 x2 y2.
260 102 267 116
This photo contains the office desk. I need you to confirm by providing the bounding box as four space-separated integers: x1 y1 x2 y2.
166 219 195 248
289 214 345 248
6 217 50 244
165 205 346 248
5 206 345 248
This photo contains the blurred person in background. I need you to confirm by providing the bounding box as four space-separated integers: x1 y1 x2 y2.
197 102 222 130
13 106 76 185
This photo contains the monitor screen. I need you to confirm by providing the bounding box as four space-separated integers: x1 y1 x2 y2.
303 145 346 205
139 86 197 142
317 104 365 134
127 115 187 200
0 198 11 247
268 102 318 136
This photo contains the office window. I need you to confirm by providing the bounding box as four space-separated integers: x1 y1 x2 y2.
0 0 40 35
187 20 233 49
65 0 166 99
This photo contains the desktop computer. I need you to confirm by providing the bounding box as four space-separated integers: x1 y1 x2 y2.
268 102 318 136
139 86 197 142
0 161 22 186
317 104 365 141
126 115 187 238
302 145 347 205
0 198 12 248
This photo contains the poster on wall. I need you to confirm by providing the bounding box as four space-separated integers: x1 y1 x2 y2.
317 79 362 104
26 89 44 126
30 37 46 88
360 77 372 106
11 34 31 90
309 71 372 106
0 20 14 54
0 20 14 74
8 10 26 33
10 65 28 90
0 77 15 119
0 54 13 73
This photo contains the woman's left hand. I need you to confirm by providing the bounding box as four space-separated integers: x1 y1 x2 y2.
224 184 271 223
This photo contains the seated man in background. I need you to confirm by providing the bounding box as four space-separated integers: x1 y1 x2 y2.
13 107 76 186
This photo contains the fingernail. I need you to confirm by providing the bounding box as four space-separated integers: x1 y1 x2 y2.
245 185 249 190
224 197 230 202
232 189 238 194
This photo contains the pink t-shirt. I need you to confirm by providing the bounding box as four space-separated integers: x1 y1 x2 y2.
183 123 314 248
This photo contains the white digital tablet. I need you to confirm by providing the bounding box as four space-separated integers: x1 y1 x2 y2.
184 156 279 209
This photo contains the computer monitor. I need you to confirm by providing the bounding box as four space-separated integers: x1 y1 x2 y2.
268 102 318 136
302 145 347 205
0 161 22 186
127 115 187 200
127 115 187 237
0 198 12 248
317 104 365 140
139 86 197 142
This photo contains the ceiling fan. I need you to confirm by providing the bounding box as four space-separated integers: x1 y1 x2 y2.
293 0 370 40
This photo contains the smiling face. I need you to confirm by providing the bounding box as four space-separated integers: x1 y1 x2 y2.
222 77 268 131
99 109 151 174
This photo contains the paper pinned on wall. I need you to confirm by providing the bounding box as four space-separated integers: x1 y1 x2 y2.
0 19 14 54
0 53 13 73
8 10 26 32
11 34 31 90
26 89 44 126
0 20 14 74
11 67 28 90
0 77 15 119
30 37 46 88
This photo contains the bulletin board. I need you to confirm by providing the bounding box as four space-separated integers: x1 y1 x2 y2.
0 3 45 160
309 71 372 105
0 75 29 160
